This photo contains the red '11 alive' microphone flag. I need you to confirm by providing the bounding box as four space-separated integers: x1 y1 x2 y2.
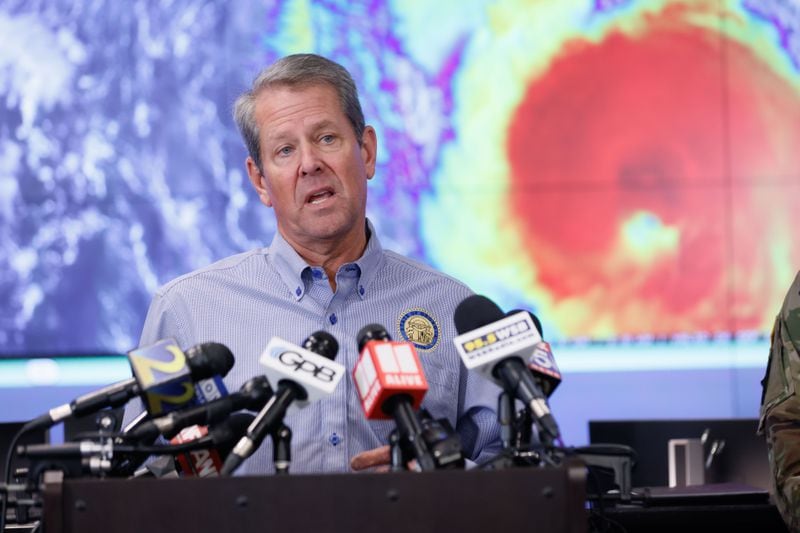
353 326 428 420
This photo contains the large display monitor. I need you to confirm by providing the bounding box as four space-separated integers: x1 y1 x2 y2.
0 0 794 442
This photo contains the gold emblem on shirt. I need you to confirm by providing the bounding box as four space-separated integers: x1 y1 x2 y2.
397 308 439 352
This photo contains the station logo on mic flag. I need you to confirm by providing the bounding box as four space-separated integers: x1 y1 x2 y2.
529 342 561 381
193 375 228 404
170 425 222 478
453 311 542 382
259 337 345 412
128 338 196 416
353 340 428 420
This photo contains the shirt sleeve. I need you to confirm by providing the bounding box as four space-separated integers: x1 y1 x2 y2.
455 347 504 464
759 271 800 532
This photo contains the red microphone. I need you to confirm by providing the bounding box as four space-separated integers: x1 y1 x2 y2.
353 324 435 471
171 424 222 477
170 413 253 478
353 327 428 419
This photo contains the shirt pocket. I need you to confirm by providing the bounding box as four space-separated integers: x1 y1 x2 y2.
418 356 459 425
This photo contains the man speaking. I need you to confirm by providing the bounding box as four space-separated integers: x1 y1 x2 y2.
126 53 500 473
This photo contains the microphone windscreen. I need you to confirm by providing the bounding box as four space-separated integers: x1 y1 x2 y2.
213 412 256 458
454 295 505 334
186 342 235 379
303 331 339 360
357 323 391 352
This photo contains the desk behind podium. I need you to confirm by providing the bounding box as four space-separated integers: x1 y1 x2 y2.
603 484 787 533
589 418 768 489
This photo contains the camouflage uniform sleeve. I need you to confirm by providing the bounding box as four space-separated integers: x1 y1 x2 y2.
759 271 800 532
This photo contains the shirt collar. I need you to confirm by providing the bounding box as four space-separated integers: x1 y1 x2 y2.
352 219 384 300
267 219 384 301
268 228 311 301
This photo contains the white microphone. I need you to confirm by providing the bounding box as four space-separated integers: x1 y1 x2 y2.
220 331 344 475
453 295 560 440
258 335 344 413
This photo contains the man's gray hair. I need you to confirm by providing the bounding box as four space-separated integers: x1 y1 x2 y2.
233 53 366 172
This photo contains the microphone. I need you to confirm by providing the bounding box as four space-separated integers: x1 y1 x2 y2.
171 413 255 477
126 376 273 441
18 439 123 479
24 340 235 432
128 359 243 477
526 341 562 398
221 332 345 475
418 410 465 469
17 414 254 479
453 295 560 440
353 324 437 471
130 340 235 417
111 368 236 479
505 310 561 398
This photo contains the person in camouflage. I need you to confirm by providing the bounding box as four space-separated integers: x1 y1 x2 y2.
759 271 800 532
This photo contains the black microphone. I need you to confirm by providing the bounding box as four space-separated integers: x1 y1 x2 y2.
454 295 560 440
126 376 273 442
221 332 344 475
24 341 235 433
17 413 255 479
418 410 465 470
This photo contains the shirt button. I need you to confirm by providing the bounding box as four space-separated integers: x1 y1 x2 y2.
295 286 302 297
359 285 365 296
329 313 337 325
312 269 323 279
329 433 341 446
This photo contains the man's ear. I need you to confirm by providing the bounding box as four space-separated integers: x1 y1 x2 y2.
361 125 378 180
246 157 272 207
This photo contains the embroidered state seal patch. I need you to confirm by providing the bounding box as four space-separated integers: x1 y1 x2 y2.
397 308 439 351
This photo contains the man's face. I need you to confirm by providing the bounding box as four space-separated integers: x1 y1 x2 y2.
246 83 377 250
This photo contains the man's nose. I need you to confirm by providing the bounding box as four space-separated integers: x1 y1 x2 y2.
299 144 323 176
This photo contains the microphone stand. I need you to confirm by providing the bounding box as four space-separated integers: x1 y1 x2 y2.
382 396 437 472
498 391 515 451
271 424 292 475
485 392 524 469
488 391 561 469
389 430 405 472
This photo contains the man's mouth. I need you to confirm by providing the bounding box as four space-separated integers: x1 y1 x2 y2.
306 189 334 205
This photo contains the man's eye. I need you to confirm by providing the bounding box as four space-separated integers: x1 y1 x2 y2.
278 146 293 156
321 135 335 144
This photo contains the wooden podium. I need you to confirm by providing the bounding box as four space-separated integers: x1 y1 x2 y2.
42 463 586 533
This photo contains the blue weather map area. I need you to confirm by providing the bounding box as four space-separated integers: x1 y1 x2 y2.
0 0 451 354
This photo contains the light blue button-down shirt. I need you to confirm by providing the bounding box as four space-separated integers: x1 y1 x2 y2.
130 221 501 473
